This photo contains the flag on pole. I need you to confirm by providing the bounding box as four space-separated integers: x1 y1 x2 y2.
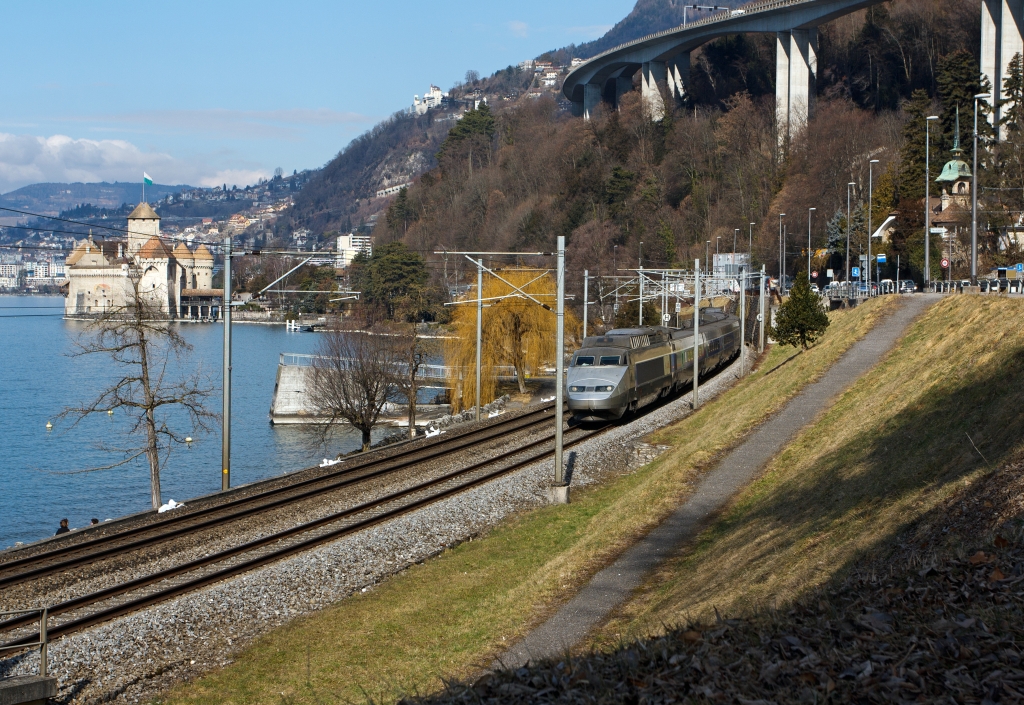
143 172 154 185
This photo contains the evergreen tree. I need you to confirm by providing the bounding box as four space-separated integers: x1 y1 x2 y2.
826 209 845 254
437 102 496 161
937 51 993 157
1002 52 1024 133
771 272 829 350
897 89 934 202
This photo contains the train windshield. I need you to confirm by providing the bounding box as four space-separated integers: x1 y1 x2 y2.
572 350 625 366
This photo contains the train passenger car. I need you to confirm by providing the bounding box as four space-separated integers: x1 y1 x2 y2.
567 309 740 421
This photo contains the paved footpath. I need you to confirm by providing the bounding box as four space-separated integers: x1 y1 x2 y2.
499 294 940 668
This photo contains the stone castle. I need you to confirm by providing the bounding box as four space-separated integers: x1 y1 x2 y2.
64 203 223 318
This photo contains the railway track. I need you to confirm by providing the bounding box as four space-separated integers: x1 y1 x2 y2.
0 421 610 649
0 403 561 589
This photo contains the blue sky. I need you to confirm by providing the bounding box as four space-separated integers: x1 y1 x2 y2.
0 0 634 194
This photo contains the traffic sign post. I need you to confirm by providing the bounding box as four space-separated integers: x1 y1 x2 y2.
811 271 818 279
941 258 950 269
877 254 887 263
852 266 861 278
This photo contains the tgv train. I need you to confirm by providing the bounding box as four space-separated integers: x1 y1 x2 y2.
567 308 740 421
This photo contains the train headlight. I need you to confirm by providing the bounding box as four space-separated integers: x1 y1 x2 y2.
594 385 614 392
569 385 585 393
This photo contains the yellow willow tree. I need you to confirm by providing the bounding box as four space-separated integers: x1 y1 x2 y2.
444 268 580 412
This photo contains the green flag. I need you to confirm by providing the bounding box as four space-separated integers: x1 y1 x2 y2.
143 172 153 186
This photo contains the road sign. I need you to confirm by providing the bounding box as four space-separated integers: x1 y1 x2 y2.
663 313 671 322
877 253 887 263
859 255 868 262
941 258 950 269
811 271 818 279
1017 263 1023 273
852 266 861 277
827 268 834 278
675 302 681 312
930 227 947 234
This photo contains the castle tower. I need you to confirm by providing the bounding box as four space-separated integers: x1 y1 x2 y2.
127 202 160 255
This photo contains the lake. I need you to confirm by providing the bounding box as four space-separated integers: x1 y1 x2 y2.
0 296 383 548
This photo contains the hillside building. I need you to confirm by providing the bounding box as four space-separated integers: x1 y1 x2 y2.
64 203 221 319
336 233 373 268
413 85 446 115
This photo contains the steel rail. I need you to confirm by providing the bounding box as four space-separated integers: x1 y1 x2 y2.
0 405 560 587
0 424 609 647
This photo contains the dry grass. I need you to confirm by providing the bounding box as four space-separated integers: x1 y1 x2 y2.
601 296 1024 643
156 298 893 705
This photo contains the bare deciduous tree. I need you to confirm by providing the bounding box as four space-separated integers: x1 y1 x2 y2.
307 323 401 451
390 325 432 440
60 268 216 509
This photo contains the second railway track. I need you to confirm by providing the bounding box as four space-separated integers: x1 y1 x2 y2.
0 403 562 589
0 420 611 649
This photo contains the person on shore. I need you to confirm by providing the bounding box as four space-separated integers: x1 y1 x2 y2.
90 518 99 525
55 518 70 535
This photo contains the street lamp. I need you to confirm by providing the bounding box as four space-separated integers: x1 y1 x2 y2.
925 115 939 288
734 228 739 254
639 241 644 268
749 222 755 257
778 213 785 284
705 240 710 271
868 159 880 293
972 93 991 285
846 182 855 283
807 207 816 279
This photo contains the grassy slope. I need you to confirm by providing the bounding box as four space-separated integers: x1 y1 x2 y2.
601 296 1024 644
158 298 893 705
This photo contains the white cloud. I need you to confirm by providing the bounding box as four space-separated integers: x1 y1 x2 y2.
0 133 270 193
508 20 529 38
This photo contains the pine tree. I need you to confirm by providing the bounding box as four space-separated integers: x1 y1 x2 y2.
1002 52 1024 134
897 89 934 202
771 272 829 350
937 51 994 157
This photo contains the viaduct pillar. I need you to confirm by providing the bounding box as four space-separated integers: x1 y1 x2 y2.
982 0 1024 139
668 53 690 106
776 28 817 142
642 61 668 120
583 83 602 120
615 75 633 108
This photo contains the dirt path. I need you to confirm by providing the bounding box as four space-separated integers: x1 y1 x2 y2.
498 294 940 668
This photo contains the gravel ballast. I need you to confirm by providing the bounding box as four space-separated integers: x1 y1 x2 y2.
0 352 752 705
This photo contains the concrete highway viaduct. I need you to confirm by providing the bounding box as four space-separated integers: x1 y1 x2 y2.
563 0 1024 140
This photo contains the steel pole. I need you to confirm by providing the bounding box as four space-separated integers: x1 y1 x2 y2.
846 185 852 283
639 267 644 326
693 261 700 410
583 269 588 339
759 266 766 353
925 118 932 286
739 266 745 377
222 235 231 491
554 236 566 486
972 98 981 285
807 208 814 278
778 214 784 285
868 160 878 294
475 259 482 422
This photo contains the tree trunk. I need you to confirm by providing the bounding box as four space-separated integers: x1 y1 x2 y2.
361 426 372 452
516 360 527 394
408 374 417 440
138 326 162 509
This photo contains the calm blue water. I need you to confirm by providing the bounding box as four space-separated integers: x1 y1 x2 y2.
0 296 380 548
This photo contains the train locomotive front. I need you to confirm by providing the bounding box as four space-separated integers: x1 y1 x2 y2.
567 312 740 422
566 343 633 421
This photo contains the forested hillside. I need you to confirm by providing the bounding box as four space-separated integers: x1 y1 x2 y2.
279 0 720 239
369 0 1017 307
